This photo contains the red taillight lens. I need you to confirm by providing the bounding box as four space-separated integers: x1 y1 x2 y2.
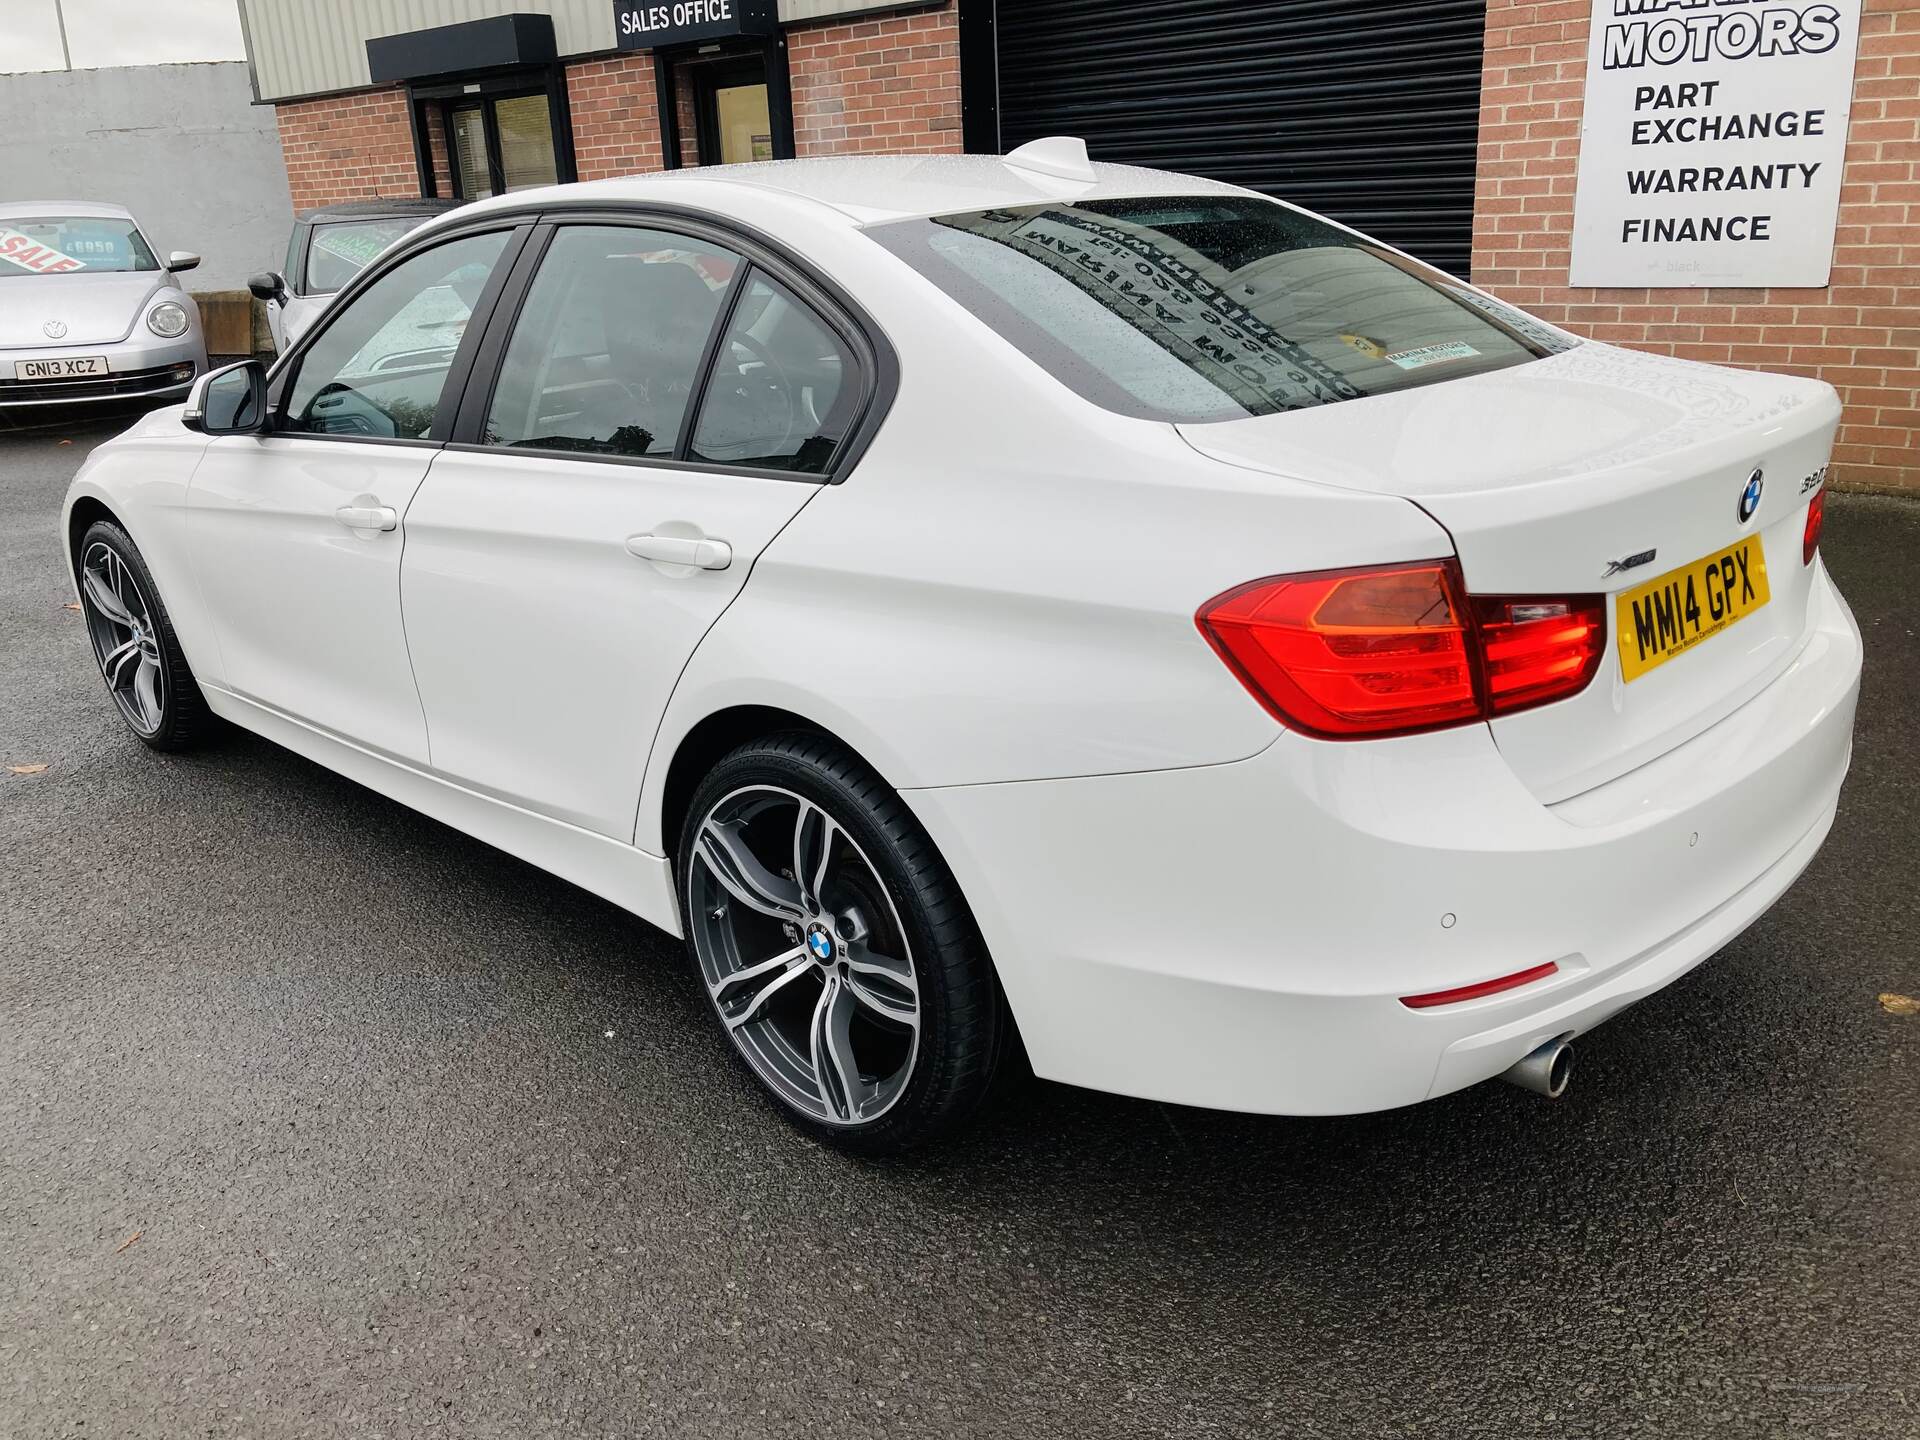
1803 490 1825 566
1198 561 1605 740
1472 594 1607 716
1197 561 1481 738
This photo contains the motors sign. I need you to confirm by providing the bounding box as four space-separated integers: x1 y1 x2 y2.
614 0 776 50
1569 0 1863 288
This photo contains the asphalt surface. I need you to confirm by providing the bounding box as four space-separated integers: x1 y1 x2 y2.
2 404 1916 1440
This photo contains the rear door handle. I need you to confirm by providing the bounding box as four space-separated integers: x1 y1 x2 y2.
335 504 397 532
625 533 733 570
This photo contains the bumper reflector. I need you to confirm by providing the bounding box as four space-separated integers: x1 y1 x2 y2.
1400 960 1560 1010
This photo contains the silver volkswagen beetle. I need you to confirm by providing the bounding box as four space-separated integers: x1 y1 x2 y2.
0 201 207 409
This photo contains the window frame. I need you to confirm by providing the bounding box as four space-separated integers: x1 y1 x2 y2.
263 217 534 451
445 205 895 486
283 222 310 296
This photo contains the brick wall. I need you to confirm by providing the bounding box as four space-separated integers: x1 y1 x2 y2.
1473 0 1920 493
274 90 422 212
567 54 666 181
789 7 962 156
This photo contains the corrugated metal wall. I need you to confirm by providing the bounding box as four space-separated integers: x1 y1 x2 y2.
242 0 923 102
987 0 1487 277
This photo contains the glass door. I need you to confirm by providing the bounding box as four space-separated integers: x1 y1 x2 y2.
695 60 773 165
495 94 558 191
442 93 561 200
449 103 492 199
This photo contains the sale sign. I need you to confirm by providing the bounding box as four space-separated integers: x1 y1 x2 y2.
0 227 88 275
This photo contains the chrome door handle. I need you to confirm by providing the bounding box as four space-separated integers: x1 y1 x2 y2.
625 533 732 570
335 504 397 532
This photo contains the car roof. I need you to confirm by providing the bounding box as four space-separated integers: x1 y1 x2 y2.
438 151 1249 231
298 198 462 223
0 200 137 222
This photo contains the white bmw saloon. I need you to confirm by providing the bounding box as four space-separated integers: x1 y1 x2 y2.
62 142 1861 1152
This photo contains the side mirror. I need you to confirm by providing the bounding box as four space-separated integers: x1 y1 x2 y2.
167 250 201 274
183 360 268 436
247 270 286 303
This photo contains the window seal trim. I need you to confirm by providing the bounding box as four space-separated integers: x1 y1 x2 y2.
447 220 558 446
674 258 755 463
437 439 850 485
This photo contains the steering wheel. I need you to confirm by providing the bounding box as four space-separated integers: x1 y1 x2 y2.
697 332 798 463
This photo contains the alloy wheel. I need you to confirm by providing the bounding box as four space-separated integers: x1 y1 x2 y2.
687 784 922 1127
80 541 166 736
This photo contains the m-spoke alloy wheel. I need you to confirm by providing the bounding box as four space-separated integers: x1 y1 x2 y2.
75 520 209 751
81 541 167 736
691 786 922 1126
679 734 1008 1153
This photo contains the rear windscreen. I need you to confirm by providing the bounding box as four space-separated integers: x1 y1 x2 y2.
865 197 1576 424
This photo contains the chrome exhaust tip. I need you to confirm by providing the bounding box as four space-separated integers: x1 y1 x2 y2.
1502 1035 1574 1099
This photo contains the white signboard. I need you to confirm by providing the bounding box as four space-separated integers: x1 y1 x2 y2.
1570 0 1863 288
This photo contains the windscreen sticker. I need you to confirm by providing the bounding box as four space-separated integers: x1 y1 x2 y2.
1442 287 1579 354
0 227 88 274
311 227 399 268
1385 341 1480 371
937 208 1363 414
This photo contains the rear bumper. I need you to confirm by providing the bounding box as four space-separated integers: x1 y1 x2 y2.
905 565 1862 1115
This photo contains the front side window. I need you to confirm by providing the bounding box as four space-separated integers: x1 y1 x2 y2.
303 218 431 295
283 230 508 441
688 273 858 474
483 226 742 459
0 215 159 278
866 197 1575 424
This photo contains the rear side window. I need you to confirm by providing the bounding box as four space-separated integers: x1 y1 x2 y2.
866 197 1574 424
688 272 858 475
482 225 742 460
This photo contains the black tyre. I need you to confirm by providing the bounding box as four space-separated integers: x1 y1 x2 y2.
677 731 1008 1155
76 519 211 752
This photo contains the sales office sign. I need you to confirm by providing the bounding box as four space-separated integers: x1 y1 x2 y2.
1569 0 1863 287
615 0 776 49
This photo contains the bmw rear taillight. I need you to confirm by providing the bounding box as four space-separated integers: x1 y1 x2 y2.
1197 561 1605 740
1803 490 1825 566
1472 594 1606 716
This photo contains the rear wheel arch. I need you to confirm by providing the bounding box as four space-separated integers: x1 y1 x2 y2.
659 705 836 869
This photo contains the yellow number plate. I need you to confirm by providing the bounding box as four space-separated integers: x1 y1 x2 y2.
1616 535 1770 683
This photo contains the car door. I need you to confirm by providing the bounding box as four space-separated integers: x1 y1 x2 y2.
399 219 870 839
189 225 523 763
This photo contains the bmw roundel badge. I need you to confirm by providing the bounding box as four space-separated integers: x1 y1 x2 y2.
806 925 835 963
1738 468 1764 524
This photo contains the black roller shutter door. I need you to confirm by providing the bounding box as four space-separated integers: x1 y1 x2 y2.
986 0 1486 277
